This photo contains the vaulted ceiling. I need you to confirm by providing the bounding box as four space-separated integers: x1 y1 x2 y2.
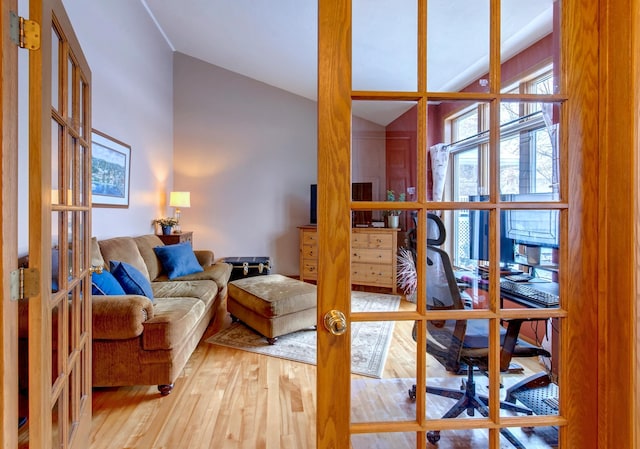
142 0 553 125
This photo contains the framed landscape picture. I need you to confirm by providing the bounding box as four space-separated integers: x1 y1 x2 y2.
91 130 131 208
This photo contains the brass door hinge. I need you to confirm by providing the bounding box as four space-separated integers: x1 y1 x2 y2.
9 11 41 50
10 268 40 301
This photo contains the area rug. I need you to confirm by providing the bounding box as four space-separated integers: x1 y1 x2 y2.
205 291 400 378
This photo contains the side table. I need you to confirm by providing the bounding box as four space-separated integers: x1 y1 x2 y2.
157 231 193 246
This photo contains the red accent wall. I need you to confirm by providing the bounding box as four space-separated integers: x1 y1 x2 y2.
385 107 416 230
437 34 555 120
384 33 556 200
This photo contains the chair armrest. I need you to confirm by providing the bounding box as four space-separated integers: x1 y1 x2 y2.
92 295 154 340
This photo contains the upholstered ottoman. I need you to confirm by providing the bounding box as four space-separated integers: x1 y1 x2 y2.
227 274 317 344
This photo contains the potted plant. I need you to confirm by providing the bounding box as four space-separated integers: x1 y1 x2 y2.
384 190 405 228
153 217 178 235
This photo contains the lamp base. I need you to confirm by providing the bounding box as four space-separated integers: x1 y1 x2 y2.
173 209 181 233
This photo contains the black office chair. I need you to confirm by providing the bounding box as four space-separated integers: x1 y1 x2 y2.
409 213 550 448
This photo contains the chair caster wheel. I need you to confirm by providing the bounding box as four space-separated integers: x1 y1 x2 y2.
427 430 440 444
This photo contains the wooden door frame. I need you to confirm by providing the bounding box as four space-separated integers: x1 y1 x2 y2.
28 0 54 445
317 0 639 448
598 0 640 447
317 0 353 446
26 0 93 446
0 0 19 447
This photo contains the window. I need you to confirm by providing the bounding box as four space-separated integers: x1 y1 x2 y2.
448 68 559 267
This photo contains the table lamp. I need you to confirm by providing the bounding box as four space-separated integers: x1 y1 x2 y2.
169 191 190 233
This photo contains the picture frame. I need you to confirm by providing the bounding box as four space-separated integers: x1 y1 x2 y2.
91 129 131 208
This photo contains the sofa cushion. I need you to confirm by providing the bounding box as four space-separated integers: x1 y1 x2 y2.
91 270 126 296
99 237 151 280
154 262 232 291
153 243 204 280
152 280 218 307
110 261 154 301
142 296 206 350
133 234 166 281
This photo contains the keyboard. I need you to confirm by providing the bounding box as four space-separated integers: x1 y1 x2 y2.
500 278 560 306
504 273 533 282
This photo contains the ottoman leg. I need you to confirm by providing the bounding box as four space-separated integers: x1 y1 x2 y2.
266 336 278 345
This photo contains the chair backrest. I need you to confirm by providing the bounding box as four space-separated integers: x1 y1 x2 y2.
424 213 467 372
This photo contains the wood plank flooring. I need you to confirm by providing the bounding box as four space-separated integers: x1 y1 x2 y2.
89 309 320 449
20 297 557 448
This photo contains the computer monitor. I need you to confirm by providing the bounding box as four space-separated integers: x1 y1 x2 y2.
468 195 515 265
504 193 559 248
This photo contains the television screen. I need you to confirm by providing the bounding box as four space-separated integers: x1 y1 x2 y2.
310 184 317 225
309 182 373 226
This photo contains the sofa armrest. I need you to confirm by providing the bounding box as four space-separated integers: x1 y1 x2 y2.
194 250 214 267
92 295 155 340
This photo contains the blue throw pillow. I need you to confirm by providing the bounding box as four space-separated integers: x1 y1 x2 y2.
110 261 154 301
91 270 126 296
153 243 204 280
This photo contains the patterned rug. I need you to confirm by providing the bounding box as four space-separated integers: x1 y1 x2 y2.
205 291 400 378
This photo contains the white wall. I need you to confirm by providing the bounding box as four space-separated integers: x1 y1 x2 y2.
173 53 317 275
18 3 380 276
63 0 174 240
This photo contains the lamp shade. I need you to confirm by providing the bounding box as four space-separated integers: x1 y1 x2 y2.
169 191 191 208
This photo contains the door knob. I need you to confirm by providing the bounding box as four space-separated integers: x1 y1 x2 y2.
323 310 347 336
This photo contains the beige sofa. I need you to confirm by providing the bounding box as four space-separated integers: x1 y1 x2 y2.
91 234 232 395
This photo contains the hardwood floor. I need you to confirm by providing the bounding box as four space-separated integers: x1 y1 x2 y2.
21 297 557 448
89 310 318 449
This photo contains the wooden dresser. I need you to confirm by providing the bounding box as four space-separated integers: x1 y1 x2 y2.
298 225 398 293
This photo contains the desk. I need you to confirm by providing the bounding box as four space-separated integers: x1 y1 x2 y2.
456 271 558 309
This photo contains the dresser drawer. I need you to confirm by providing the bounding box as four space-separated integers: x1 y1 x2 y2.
352 263 393 285
302 260 318 279
302 231 318 245
351 232 393 249
301 244 317 260
351 248 388 264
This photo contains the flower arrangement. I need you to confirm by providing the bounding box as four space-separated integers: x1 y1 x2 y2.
153 217 178 227
384 189 406 217
396 247 417 303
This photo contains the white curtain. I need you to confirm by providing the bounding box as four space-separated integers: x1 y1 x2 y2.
430 143 450 202
541 104 560 194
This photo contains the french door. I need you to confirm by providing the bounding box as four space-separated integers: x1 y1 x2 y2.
317 0 600 448
1 0 20 446
0 0 92 447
